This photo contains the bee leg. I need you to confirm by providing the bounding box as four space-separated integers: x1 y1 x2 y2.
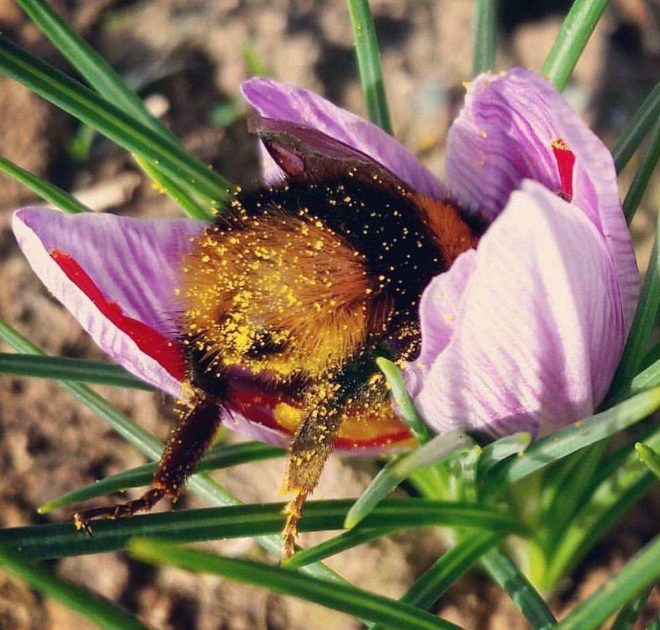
281 405 344 559
73 391 222 532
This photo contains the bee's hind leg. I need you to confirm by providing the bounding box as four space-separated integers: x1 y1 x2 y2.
282 401 344 559
73 390 223 532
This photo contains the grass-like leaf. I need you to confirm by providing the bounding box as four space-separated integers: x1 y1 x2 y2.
478 432 531 479
370 531 504 630
622 120 660 224
0 499 527 560
377 357 430 442
347 0 393 133
285 526 401 568
15 0 173 141
0 37 231 207
611 82 660 173
129 539 463 630
39 442 283 513
635 442 660 479
541 0 609 91
472 0 498 76
0 545 148 630
481 548 557 630
0 155 90 214
543 426 660 589
610 586 653 630
609 218 659 397
0 353 153 390
345 431 474 528
14 0 213 219
556 534 660 630
484 386 660 497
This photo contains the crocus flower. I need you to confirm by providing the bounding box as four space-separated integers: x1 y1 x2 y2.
12 68 638 449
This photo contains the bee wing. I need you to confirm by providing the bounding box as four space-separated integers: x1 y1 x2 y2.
249 115 410 195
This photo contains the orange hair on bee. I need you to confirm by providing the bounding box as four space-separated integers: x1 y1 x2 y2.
413 195 481 267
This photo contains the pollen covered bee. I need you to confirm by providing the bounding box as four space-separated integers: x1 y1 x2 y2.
74 120 483 557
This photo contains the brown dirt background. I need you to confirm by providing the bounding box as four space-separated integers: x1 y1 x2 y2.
0 1 658 628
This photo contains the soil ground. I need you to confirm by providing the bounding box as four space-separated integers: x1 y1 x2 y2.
0 1 658 628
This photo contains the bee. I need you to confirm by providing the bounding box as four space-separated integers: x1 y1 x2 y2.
73 119 484 558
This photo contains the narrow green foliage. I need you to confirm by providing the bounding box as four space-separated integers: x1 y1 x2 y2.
610 587 653 630
285 526 400 568
0 546 148 630
0 499 526 560
243 42 269 76
541 0 609 90
556 535 660 630
0 353 153 390
370 531 503 630
478 432 531 478
612 82 660 173
0 37 231 207
485 386 660 495
544 427 660 588
13 0 216 217
481 548 557 630
623 121 660 223
345 431 474 528
130 539 463 630
635 443 660 479
39 442 283 513
472 0 498 75
347 0 393 133
15 0 175 141
377 357 430 442
135 154 212 221
0 155 90 214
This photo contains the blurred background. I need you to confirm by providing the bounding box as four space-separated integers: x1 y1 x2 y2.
0 1 658 628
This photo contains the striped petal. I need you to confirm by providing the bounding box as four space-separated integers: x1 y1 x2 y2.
12 208 203 396
446 68 638 331
410 181 626 437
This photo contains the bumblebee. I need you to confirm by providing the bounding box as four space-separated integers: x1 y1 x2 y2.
74 122 483 557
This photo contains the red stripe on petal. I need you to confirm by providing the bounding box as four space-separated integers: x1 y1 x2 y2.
50 249 186 382
551 138 575 201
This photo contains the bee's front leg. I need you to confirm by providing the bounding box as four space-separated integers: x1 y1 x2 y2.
73 389 222 532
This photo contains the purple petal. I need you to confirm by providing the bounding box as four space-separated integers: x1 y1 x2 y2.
409 180 626 438
241 77 445 199
12 208 204 396
446 68 639 331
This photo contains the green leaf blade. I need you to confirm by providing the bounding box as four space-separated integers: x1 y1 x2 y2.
130 539 463 630
541 0 609 91
347 0 393 133
0 546 148 630
472 0 498 76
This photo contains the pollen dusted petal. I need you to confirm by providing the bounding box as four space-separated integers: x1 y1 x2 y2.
446 67 638 331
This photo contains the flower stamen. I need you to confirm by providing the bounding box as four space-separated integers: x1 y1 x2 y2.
551 138 575 202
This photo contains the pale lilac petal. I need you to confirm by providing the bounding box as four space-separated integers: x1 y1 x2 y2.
241 77 445 199
410 181 626 438
12 208 204 396
446 68 639 331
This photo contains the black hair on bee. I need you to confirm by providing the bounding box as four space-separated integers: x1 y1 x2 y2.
73 121 484 558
